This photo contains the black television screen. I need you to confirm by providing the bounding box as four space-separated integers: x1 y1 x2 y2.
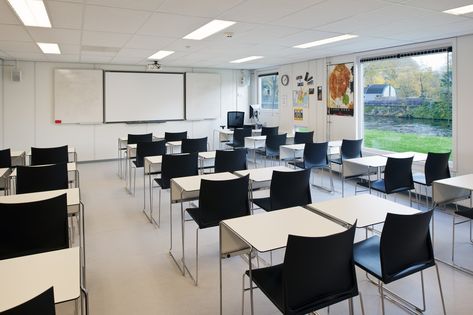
227 111 244 129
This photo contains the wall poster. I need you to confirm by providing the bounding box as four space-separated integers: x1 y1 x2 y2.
327 63 354 116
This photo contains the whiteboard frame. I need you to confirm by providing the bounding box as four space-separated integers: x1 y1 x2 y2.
103 70 186 124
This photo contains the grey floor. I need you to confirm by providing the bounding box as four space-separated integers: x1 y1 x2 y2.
57 160 473 315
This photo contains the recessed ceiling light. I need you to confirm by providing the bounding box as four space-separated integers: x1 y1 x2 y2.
444 4 473 15
230 56 263 64
37 42 60 54
148 50 175 60
293 34 358 49
7 0 51 28
183 19 236 40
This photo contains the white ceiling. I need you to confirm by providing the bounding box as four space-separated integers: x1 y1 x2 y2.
1 0 473 69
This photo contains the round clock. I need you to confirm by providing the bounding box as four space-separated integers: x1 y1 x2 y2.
281 74 289 86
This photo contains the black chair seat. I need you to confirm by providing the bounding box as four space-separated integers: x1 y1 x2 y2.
288 160 305 169
187 207 240 229
413 173 427 185
245 264 284 313
456 208 473 220
154 177 170 190
370 179 412 194
354 235 435 284
330 157 342 165
226 142 242 148
253 197 272 211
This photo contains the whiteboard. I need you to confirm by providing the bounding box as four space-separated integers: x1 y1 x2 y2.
104 71 184 123
54 69 103 123
185 73 221 120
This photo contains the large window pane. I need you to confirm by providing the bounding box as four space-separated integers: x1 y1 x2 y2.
259 74 279 109
362 50 452 155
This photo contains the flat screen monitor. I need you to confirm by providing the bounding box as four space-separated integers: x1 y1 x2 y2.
227 111 244 129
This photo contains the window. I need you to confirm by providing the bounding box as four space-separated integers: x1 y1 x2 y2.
259 73 279 109
361 48 452 155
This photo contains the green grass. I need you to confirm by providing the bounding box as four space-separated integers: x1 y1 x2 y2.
364 129 452 154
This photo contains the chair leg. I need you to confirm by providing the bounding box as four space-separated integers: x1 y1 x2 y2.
409 190 412 207
379 281 386 315
329 165 334 193
452 213 456 262
133 167 136 196
195 228 199 286
420 270 426 311
470 220 473 243
158 188 162 227
359 292 366 315
348 298 354 315
241 273 246 315
435 264 448 315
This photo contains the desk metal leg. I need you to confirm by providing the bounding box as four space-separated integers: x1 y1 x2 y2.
169 192 185 275
249 247 254 315
79 201 87 287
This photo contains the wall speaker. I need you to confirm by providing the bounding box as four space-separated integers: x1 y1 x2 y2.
11 69 22 82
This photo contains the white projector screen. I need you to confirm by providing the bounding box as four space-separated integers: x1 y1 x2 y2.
104 71 185 123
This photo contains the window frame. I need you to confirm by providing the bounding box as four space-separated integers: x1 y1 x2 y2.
258 72 279 111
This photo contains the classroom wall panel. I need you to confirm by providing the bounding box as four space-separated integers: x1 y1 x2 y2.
0 59 3 148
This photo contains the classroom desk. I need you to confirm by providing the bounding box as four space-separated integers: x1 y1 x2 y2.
307 194 419 229
143 155 163 224
117 135 163 178
0 168 10 195
219 206 345 315
8 162 79 194
0 247 88 315
0 188 86 285
213 129 261 150
198 151 216 172
10 150 26 166
170 172 239 279
279 140 342 162
244 134 295 166
234 165 294 191
166 141 182 154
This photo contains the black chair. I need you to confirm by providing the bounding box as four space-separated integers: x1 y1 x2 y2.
413 152 451 208
130 140 166 195
253 169 311 212
1 287 56 315
185 175 250 285
243 224 363 315
164 131 187 142
214 149 247 173
353 210 446 315
257 133 287 164
290 142 334 192
0 194 68 260
261 126 278 136
181 137 208 154
30 145 68 166
152 153 198 226
16 163 68 194
364 156 416 206
294 131 314 144
0 148 11 168
226 128 251 149
329 139 363 196
127 133 153 145
243 124 256 130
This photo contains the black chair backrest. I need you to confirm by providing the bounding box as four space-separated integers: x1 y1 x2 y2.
160 153 198 189
31 145 68 166
294 131 314 144
270 169 311 210
214 149 247 173
266 133 287 157
243 124 255 130
2 287 56 315
181 137 208 154
127 133 152 145
165 131 187 142
16 164 68 194
283 224 358 314
135 140 166 167
0 148 11 168
383 157 414 193
424 152 451 186
261 126 279 136
198 175 250 225
303 142 328 169
227 111 244 129
340 139 363 160
380 210 434 283
0 194 68 260
232 128 252 147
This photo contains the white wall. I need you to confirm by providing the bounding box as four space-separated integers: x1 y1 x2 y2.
1 61 249 161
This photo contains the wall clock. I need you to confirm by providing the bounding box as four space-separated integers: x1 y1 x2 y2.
281 74 289 86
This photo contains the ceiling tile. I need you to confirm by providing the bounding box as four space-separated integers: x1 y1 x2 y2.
0 1 21 25
111 56 147 64
46 54 80 62
124 35 176 50
278 30 345 47
80 54 114 63
229 25 305 45
0 41 40 53
46 1 84 29
86 0 165 11
28 28 81 44
3 52 46 61
157 0 244 18
0 25 31 42
137 12 209 37
82 31 132 47
114 48 156 59
83 5 151 33
60 44 81 54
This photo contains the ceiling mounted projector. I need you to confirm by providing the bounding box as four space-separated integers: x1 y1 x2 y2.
146 60 161 71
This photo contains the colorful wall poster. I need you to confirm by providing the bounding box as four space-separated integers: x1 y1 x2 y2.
327 63 354 116
293 107 303 121
292 89 309 108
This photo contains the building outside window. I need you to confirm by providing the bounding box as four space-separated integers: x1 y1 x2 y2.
361 48 452 156
259 73 279 110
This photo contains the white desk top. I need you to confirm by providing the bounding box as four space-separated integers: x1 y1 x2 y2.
0 188 79 207
10 151 25 158
234 165 295 182
345 152 427 169
221 206 345 253
308 194 419 228
198 151 216 159
144 155 163 165
383 151 428 161
171 172 238 193
10 162 77 177
434 174 473 190
166 141 182 147
0 247 80 311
